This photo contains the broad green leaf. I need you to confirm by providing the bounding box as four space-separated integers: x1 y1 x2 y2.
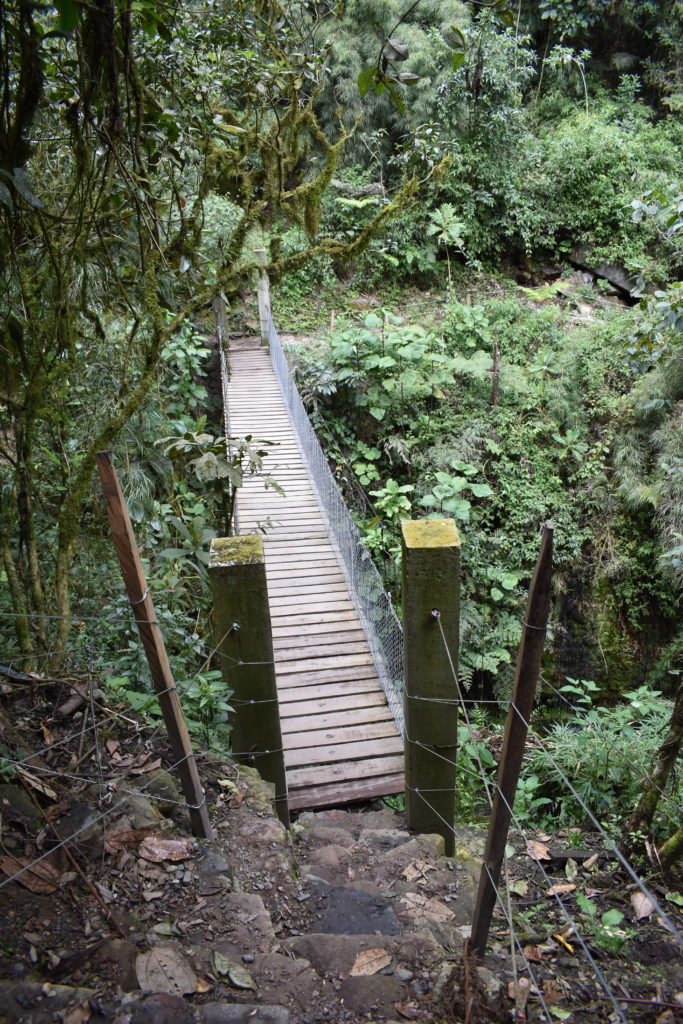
601 908 624 927
443 25 466 50
55 0 78 32
451 52 466 71
469 482 493 498
357 68 376 98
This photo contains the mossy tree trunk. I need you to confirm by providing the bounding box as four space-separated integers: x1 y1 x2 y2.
627 680 683 864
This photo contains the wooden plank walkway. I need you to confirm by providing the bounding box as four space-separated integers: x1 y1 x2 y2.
227 342 404 810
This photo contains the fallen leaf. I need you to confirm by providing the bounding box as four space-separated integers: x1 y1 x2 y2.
0 855 60 894
131 758 162 776
564 858 578 881
105 739 120 755
40 722 55 746
394 1002 426 1020
135 947 197 995
549 1007 572 1020
104 827 161 853
142 889 165 902
527 839 551 861
631 892 655 920
523 945 545 963
152 922 181 936
542 979 564 1003
138 837 195 863
583 853 598 870
211 951 233 977
61 1000 91 1024
399 892 454 923
95 883 116 904
228 964 255 990
217 778 238 792
402 860 436 883
350 948 392 976
195 978 212 993
553 933 574 954
509 879 528 897
547 883 576 896
16 767 57 800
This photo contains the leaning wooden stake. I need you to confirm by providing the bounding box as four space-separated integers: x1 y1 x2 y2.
96 452 213 840
209 535 289 827
470 522 554 956
402 519 460 855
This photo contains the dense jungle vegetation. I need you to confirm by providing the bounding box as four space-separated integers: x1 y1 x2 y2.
0 0 681 863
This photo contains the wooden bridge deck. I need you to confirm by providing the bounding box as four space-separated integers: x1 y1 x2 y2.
227 342 404 810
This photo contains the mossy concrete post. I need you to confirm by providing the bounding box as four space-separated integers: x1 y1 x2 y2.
254 248 271 348
402 519 460 855
209 535 289 826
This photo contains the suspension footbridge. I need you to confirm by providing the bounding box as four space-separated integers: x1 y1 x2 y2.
226 327 405 810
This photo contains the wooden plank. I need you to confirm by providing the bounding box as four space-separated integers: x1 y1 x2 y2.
280 705 393 732
287 755 404 789
276 678 379 702
274 640 371 662
270 611 358 629
272 629 366 650
281 721 400 749
276 652 372 674
270 598 356 616
284 735 403 768
288 774 404 810
279 692 388 717
276 669 378 691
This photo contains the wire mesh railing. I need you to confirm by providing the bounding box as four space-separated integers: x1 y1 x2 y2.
265 313 405 735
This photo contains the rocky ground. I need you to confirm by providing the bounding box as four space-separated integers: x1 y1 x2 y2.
1 687 682 1024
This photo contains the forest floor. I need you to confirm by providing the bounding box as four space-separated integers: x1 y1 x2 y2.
1 678 682 1024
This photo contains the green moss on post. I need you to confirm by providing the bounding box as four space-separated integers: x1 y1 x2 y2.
209 535 289 826
402 519 460 855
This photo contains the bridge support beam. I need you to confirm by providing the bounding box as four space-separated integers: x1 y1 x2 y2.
209 535 289 826
401 519 460 854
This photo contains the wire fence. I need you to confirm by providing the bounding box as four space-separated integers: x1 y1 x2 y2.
406 605 683 1021
265 310 405 736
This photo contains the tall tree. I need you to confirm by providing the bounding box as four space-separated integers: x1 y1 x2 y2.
0 0 415 663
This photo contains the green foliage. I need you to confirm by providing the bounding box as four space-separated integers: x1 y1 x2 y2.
526 685 680 839
105 668 233 754
575 893 633 953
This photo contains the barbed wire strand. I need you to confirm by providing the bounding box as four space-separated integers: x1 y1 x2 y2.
403 782 555 1023
432 609 682 946
0 749 201 892
509 704 683 947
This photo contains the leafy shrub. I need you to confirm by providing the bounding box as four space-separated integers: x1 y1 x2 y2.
525 684 679 839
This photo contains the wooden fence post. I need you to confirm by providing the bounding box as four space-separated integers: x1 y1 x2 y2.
254 248 271 348
209 535 289 826
470 522 554 956
96 452 213 840
402 519 460 855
